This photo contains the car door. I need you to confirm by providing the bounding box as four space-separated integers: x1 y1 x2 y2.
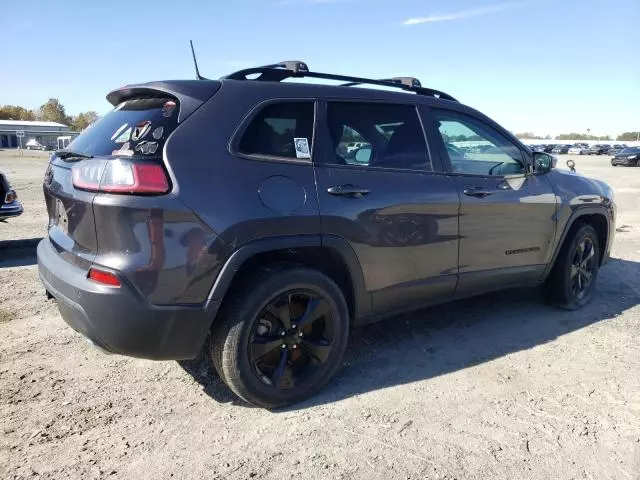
426 106 557 297
313 100 460 317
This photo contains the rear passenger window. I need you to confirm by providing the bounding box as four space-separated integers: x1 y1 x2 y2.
325 102 431 171
238 102 314 159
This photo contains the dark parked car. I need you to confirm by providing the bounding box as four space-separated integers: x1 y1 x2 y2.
611 146 640 166
0 172 23 221
37 62 616 407
588 144 610 155
551 144 571 154
609 144 628 156
543 144 556 153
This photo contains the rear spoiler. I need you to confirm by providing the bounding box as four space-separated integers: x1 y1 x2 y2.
106 80 221 123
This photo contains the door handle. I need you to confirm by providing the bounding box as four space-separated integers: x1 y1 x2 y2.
463 187 493 198
327 184 370 198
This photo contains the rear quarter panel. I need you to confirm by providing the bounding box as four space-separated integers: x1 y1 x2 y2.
162 81 321 296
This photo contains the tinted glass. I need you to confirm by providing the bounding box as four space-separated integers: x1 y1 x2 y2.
433 110 525 176
66 98 178 158
238 102 314 159
326 102 431 171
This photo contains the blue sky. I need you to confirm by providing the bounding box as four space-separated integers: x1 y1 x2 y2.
2 0 638 137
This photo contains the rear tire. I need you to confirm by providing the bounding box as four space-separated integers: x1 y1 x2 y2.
211 266 349 408
545 224 600 310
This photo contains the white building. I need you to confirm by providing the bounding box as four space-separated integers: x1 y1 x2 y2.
0 120 77 149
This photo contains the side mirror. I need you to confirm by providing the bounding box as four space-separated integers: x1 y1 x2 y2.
532 152 555 174
354 146 372 164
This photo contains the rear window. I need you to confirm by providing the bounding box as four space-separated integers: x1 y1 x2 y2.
238 102 314 160
65 97 179 158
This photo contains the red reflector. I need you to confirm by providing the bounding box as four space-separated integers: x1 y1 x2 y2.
88 268 121 287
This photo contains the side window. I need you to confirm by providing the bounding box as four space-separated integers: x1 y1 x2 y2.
432 109 525 176
238 102 314 159
326 102 431 171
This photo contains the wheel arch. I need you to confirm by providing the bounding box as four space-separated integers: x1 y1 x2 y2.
204 235 370 327
543 207 611 281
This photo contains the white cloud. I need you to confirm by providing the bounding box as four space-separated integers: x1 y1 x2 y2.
403 2 524 25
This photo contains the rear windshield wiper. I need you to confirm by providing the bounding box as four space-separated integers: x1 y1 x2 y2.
55 149 94 160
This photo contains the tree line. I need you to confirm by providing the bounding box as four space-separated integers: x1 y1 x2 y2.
516 132 639 141
0 98 100 132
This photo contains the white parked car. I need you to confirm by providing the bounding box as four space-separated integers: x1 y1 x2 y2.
25 139 46 151
568 145 589 155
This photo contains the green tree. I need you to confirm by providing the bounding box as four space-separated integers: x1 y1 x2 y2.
557 133 612 141
515 132 543 140
617 132 640 141
0 105 36 120
70 111 100 131
38 98 70 125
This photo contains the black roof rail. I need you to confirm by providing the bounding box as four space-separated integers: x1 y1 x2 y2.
221 62 458 102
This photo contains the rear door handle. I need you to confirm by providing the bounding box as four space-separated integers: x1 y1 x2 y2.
327 184 370 198
463 187 493 198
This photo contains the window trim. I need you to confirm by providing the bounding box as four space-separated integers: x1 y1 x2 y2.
229 98 318 164
315 99 436 174
426 105 531 178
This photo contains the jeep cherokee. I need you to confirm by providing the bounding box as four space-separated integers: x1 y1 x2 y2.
37 61 615 408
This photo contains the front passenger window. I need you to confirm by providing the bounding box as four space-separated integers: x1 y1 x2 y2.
433 110 525 176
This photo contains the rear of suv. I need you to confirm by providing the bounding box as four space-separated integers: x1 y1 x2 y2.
38 62 615 408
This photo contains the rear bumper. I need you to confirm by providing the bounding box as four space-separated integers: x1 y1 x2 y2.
0 200 23 220
37 238 214 360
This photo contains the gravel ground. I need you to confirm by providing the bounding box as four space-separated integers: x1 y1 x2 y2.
1 150 639 480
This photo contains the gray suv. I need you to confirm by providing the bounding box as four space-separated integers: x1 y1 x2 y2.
37 61 616 407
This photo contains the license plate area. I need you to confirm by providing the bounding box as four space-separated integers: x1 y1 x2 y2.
54 198 69 234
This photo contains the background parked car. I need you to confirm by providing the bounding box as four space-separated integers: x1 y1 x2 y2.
609 144 628 156
588 144 610 155
543 144 557 153
24 139 46 151
568 144 589 155
0 171 23 220
611 146 640 166
552 144 571 154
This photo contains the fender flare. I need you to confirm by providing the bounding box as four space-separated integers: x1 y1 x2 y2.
542 205 611 280
204 234 370 321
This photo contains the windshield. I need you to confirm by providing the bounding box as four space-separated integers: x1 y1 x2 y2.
620 147 640 155
65 97 179 158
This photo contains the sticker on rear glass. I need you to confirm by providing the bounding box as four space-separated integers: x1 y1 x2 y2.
294 138 311 159
162 101 176 118
131 121 152 141
152 126 164 140
135 141 159 155
112 141 134 157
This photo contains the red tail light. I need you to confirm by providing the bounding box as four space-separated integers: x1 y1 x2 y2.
88 268 121 287
72 159 169 194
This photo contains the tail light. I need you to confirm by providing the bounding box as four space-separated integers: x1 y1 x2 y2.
72 159 169 194
4 190 17 203
88 268 121 287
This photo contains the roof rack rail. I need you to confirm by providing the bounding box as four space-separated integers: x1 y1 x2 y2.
222 62 458 102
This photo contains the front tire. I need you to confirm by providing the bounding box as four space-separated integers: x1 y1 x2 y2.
545 224 600 310
211 266 349 408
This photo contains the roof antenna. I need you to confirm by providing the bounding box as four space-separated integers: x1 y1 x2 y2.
190 40 205 80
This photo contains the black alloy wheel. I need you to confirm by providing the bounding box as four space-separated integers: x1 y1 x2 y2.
545 223 600 310
570 237 596 300
249 290 336 390
211 267 349 408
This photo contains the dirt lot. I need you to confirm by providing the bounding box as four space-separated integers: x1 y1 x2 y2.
1 150 639 480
